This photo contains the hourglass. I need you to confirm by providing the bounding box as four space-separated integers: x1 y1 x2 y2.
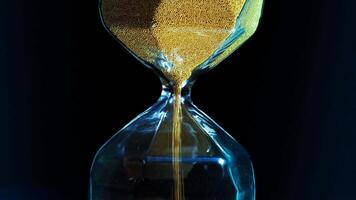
90 0 263 199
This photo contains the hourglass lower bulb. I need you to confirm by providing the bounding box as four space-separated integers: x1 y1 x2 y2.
90 0 263 199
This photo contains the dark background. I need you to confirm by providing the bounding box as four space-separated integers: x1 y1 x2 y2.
1 0 356 199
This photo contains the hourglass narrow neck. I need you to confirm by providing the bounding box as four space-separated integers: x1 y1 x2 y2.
160 80 194 103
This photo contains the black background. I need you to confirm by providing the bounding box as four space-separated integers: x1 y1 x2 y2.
1 0 356 199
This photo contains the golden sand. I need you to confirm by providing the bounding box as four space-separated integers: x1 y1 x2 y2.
101 0 246 87
172 90 183 199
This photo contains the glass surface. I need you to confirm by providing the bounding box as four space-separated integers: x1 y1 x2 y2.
91 85 255 199
90 0 263 199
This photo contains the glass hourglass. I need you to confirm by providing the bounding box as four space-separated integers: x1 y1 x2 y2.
90 0 263 199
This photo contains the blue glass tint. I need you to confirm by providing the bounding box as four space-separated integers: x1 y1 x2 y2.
90 86 255 199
